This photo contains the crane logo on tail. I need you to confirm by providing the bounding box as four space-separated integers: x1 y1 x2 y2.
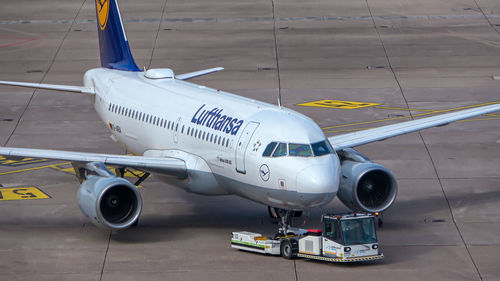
96 0 109 30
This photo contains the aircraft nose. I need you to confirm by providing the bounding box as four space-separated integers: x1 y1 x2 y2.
296 163 340 198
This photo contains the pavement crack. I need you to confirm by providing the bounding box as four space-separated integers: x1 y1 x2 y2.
293 259 298 281
271 0 283 107
147 0 168 69
99 231 112 281
365 1 483 280
473 0 500 39
3 0 88 147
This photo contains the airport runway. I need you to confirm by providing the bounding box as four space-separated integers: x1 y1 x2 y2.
1 0 500 280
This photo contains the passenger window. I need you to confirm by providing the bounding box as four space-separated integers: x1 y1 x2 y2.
262 142 278 157
175 123 179 131
272 143 287 157
289 143 313 157
181 125 184 134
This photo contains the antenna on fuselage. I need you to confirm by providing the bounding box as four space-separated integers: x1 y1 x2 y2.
277 94 282 109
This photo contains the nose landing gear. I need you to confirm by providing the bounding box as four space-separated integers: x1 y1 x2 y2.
267 207 303 235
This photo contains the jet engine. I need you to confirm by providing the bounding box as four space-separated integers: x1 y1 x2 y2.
77 175 142 230
337 148 397 213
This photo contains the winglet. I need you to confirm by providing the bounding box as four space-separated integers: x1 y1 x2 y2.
95 0 140 71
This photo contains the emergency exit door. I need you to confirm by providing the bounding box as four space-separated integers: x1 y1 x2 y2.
235 121 259 174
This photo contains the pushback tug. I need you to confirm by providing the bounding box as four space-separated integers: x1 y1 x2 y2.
231 213 383 263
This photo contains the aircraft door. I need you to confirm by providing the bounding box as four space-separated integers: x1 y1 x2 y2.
235 121 259 174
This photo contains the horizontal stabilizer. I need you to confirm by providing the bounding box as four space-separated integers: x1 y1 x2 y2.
176 67 224 80
0 81 94 94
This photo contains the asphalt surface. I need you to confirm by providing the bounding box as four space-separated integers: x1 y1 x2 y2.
1 0 500 280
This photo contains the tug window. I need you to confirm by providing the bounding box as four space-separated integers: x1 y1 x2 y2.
262 142 278 157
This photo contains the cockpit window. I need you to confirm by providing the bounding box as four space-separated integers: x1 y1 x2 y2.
262 142 278 157
289 143 313 157
272 142 287 157
311 140 334 156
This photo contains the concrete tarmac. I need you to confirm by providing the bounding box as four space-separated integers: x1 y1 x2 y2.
1 0 500 280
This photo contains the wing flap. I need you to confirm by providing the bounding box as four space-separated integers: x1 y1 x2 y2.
0 81 95 94
329 102 500 150
0 147 186 178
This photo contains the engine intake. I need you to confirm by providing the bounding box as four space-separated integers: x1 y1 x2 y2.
77 175 142 230
337 149 397 213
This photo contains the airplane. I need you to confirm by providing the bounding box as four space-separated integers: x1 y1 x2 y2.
1 0 500 232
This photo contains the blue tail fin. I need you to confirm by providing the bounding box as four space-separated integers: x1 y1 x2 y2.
95 0 140 71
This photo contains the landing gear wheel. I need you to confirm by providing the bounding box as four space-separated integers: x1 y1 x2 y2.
281 240 293 259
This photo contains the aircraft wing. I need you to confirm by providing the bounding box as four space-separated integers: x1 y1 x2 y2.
0 147 187 178
0 80 95 94
328 102 500 151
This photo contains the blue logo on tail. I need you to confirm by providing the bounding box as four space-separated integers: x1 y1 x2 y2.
95 0 140 71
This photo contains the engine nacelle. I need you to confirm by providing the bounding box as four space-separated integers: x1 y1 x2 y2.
337 149 397 213
77 175 142 230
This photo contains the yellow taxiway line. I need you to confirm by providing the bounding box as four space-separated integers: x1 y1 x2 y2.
0 162 71 176
322 101 500 133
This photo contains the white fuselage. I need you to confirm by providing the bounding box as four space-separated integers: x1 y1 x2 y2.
84 68 340 210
